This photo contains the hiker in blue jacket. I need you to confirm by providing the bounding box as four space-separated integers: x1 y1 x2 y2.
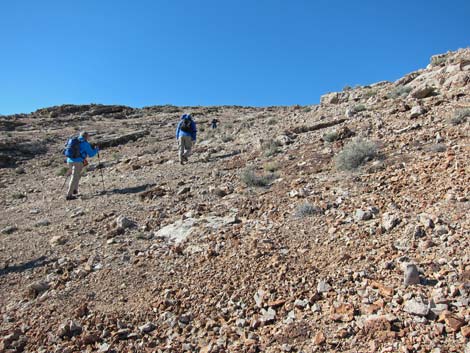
65 131 99 200
176 114 197 165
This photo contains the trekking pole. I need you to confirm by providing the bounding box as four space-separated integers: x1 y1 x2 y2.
97 153 105 193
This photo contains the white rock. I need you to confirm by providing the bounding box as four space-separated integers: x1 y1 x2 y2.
404 299 429 316
403 263 420 286
116 216 136 229
317 280 331 293
382 213 401 232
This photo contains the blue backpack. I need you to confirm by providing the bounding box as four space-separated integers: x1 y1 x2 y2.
63 137 82 158
180 114 193 133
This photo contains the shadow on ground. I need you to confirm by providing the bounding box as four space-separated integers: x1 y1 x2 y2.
0 256 52 277
106 183 156 195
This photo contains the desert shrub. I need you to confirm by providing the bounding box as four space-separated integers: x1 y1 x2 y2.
199 126 205 132
221 135 234 143
335 138 378 171
450 108 470 125
241 168 275 187
12 192 26 200
343 85 352 91
267 118 278 125
351 104 367 113
294 203 322 218
430 144 447 153
240 121 252 130
261 139 281 157
363 89 378 99
388 85 412 99
263 161 279 172
431 55 447 66
57 166 68 176
323 131 338 142
303 107 312 113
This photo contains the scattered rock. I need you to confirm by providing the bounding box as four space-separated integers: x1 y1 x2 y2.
317 280 332 293
410 105 425 118
49 235 67 246
26 281 49 299
354 209 373 221
313 331 326 345
382 213 401 232
1 225 18 234
404 298 429 317
116 215 136 229
403 263 421 286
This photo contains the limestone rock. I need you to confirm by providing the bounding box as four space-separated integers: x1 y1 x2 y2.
403 263 420 286
410 105 425 118
404 298 429 317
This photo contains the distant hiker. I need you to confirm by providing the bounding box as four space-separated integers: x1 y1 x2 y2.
176 114 197 165
63 131 99 200
211 118 219 129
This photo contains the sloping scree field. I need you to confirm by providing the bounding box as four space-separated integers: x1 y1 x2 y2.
0 49 469 352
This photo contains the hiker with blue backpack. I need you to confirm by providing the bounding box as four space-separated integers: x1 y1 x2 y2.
63 131 99 200
176 114 197 165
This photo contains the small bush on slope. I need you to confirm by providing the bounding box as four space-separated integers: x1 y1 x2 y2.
335 138 378 171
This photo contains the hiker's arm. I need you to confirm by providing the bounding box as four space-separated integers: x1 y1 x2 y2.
176 122 181 139
84 142 99 158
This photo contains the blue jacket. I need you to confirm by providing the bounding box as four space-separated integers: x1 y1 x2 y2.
66 137 99 163
176 116 197 141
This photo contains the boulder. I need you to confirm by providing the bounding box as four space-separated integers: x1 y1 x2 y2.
410 85 436 99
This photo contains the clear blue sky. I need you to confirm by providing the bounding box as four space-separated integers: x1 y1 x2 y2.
1 0 469 115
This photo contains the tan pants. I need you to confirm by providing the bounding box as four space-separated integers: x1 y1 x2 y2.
67 162 84 197
178 136 193 162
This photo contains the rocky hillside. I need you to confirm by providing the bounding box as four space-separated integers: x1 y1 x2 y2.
0 48 469 353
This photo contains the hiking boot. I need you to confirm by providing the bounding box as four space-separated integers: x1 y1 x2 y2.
66 195 77 201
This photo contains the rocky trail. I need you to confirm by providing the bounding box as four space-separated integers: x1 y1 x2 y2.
0 49 469 352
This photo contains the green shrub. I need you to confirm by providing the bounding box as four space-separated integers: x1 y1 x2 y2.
388 85 412 99
261 139 281 157
240 121 252 130
363 89 377 99
263 162 279 172
343 85 352 91
267 118 278 125
450 108 470 125
335 138 378 171
241 168 275 187
351 104 367 113
294 203 322 218
323 131 338 143
12 193 26 200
